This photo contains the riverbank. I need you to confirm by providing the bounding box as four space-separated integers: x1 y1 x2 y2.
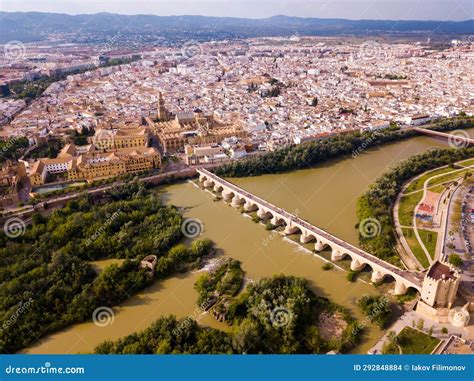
23 132 468 354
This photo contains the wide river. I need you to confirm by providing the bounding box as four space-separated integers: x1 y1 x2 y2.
26 133 464 354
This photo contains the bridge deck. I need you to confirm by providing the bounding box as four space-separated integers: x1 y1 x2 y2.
199 168 423 288
412 127 474 145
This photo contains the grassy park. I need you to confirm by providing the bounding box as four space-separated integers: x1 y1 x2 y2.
397 159 472 268
383 327 440 354
397 327 440 354
398 192 423 227
402 228 430 268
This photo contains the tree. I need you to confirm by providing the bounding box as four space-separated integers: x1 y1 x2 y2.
417 319 424 331
448 254 463 268
357 295 392 328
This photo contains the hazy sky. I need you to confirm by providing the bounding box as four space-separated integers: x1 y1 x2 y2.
0 0 472 20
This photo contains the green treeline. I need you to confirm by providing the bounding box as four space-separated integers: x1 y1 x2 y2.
0 183 213 353
95 316 233 354
0 136 29 164
215 118 473 178
356 147 474 265
96 275 361 354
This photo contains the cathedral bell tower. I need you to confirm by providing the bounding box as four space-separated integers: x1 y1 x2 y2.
157 91 169 121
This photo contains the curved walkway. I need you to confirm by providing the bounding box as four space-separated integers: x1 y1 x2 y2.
396 163 473 269
393 185 423 270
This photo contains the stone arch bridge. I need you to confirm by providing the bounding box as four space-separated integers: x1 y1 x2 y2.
197 168 423 295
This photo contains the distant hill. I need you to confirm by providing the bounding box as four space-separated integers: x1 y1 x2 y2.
0 12 472 43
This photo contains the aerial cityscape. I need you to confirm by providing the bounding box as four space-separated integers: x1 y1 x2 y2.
0 1 473 379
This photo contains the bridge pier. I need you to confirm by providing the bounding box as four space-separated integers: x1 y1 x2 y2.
257 209 271 220
244 201 258 212
331 249 345 261
284 226 300 235
300 233 315 244
371 270 385 283
314 241 327 252
222 190 233 201
231 195 244 208
203 179 214 188
350 259 366 272
394 281 408 295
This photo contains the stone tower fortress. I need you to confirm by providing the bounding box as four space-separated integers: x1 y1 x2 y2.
420 261 460 309
417 260 470 327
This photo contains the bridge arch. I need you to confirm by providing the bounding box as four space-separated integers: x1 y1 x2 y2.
243 199 259 212
231 194 245 207
314 239 330 252
331 250 353 262
284 224 302 236
271 215 287 227
257 207 273 220
203 178 215 188
221 188 235 201
196 168 423 294
300 232 317 244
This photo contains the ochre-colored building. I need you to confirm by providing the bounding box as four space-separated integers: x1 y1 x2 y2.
29 146 161 186
93 126 149 150
150 93 247 153
28 125 160 187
